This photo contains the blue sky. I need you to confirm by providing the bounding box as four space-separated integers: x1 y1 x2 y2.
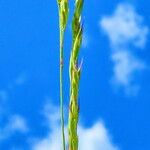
0 0 150 150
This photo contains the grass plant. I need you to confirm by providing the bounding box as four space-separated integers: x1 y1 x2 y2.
57 1 69 150
57 0 83 150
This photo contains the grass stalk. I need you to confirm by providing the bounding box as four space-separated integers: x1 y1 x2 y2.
57 1 69 150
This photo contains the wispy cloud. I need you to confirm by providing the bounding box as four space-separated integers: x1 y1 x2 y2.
0 73 29 147
0 115 29 141
82 32 90 48
0 72 28 102
8 72 28 89
31 102 119 150
100 3 148 48
78 122 119 150
100 3 148 95
14 73 28 86
111 50 145 95
0 72 28 116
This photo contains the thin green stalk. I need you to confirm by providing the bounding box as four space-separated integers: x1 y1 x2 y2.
68 0 83 150
57 1 69 150
60 27 66 150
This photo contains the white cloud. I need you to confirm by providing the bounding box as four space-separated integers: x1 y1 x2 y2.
8 115 29 133
0 73 29 123
0 72 28 103
78 122 119 150
0 115 28 141
31 103 119 150
0 74 29 147
111 50 145 95
100 3 148 48
100 3 148 95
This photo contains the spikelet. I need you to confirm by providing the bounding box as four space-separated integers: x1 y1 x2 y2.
68 0 83 150
57 0 69 30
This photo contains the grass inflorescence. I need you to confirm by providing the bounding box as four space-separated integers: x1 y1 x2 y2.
68 0 83 150
57 0 83 150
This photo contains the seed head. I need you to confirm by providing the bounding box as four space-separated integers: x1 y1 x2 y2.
68 0 83 150
58 0 69 30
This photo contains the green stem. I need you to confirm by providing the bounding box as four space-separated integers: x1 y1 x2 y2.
59 21 66 150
